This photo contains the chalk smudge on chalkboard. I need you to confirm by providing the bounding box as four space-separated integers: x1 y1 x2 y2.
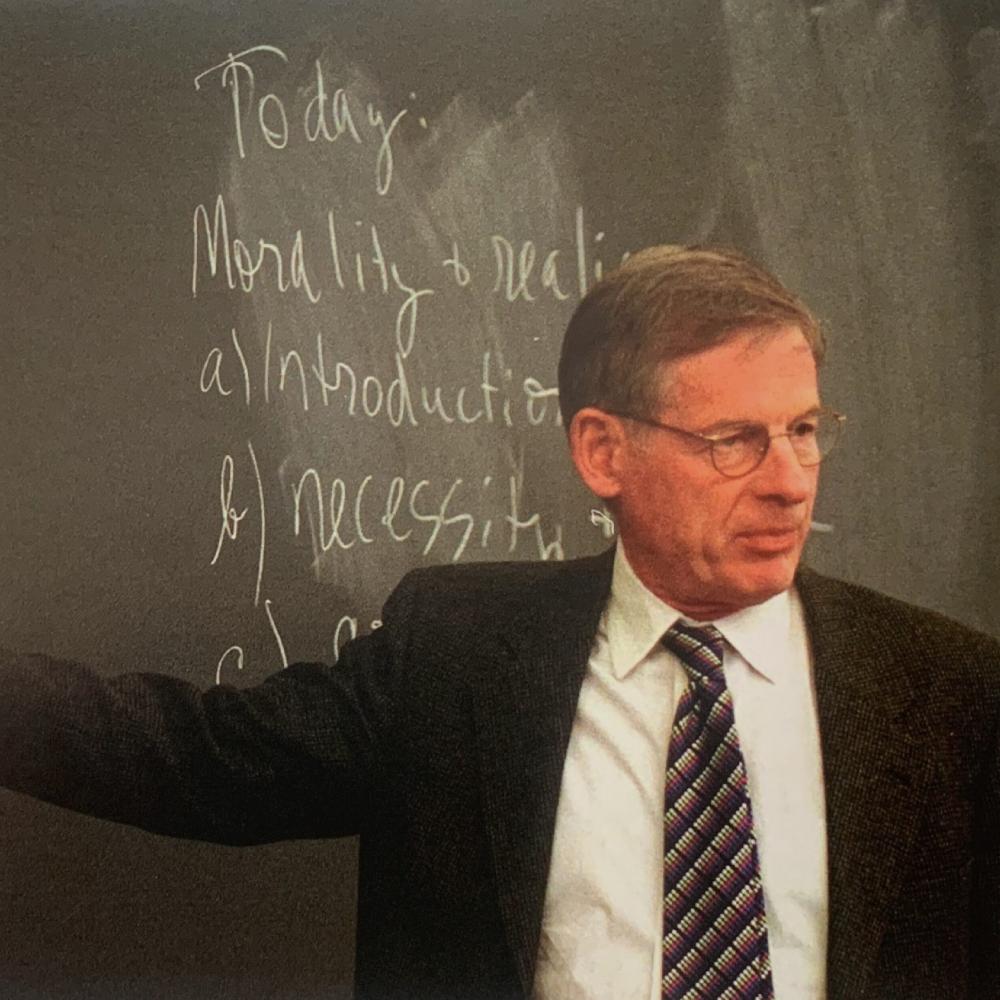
204 45 592 604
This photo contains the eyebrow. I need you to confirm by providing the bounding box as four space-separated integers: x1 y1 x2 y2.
696 405 824 436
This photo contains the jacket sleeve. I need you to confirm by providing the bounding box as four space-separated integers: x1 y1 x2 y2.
971 660 1000 998
0 577 418 846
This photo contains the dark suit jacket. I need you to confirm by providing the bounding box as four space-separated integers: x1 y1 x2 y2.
3 551 999 999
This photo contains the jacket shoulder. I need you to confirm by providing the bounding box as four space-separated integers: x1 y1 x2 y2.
385 551 613 624
797 566 1000 674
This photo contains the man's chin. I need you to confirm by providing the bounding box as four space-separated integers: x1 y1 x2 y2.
728 554 801 605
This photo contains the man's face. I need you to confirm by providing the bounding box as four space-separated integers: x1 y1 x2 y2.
614 325 821 618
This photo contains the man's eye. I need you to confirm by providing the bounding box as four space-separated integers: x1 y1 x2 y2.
791 419 819 437
713 429 755 450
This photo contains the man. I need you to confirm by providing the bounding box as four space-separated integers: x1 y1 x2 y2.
2 246 998 999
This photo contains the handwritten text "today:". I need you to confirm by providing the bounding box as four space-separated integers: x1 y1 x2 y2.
194 45 420 195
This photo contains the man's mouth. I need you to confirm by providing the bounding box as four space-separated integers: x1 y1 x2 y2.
736 528 802 553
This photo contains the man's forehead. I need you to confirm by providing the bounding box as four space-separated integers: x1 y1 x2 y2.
655 325 819 416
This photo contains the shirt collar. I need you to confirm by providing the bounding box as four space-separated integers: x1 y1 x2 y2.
604 543 796 684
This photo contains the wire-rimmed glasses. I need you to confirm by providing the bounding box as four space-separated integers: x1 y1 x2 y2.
608 407 846 478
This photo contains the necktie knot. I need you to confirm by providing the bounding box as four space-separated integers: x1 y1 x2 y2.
662 622 725 686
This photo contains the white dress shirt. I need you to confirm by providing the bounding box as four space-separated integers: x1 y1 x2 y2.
533 546 828 999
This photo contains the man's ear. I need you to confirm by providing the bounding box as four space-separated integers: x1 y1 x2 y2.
568 407 629 500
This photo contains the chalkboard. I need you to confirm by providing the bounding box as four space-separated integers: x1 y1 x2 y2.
2 1 998 996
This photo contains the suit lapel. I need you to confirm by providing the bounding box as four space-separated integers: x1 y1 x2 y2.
797 569 936 1000
472 550 614 995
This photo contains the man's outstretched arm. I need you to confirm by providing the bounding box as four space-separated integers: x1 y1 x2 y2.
0 579 417 846
971 672 1000 998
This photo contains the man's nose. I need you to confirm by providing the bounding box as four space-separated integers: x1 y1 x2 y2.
752 434 815 504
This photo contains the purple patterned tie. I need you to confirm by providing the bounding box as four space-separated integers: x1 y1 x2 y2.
661 622 773 999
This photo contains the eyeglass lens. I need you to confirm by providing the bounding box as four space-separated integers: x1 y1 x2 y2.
712 412 842 476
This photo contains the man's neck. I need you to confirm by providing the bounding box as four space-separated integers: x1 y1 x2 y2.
618 541 788 623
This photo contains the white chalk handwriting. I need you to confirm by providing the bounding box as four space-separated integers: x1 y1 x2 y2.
290 468 564 566
188 42 630 678
198 327 562 429
194 45 418 195
207 442 267 607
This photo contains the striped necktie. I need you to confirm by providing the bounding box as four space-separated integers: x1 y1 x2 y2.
661 622 773 999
